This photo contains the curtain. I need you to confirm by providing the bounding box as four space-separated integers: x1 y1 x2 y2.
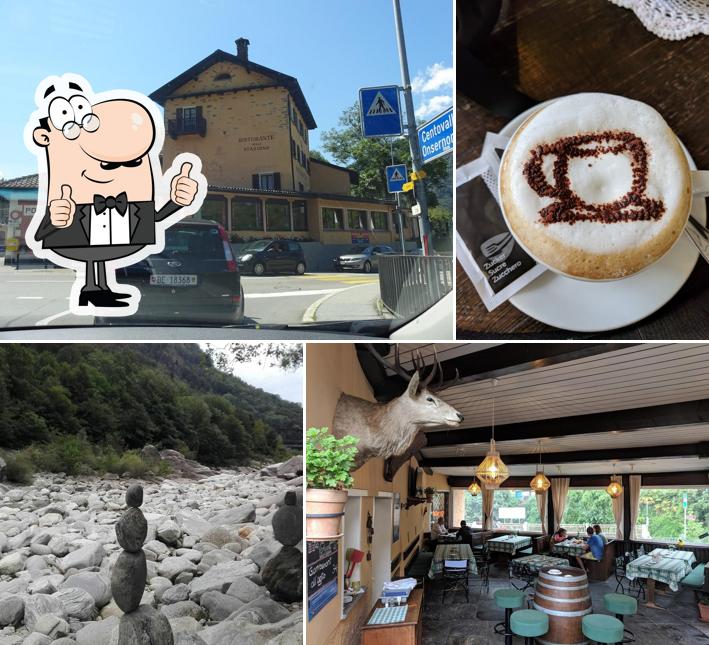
611 475 624 539
629 475 642 540
551 478 570 531
482 486 494 531
536 490 548 534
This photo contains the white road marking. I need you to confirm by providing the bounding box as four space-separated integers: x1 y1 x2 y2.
17 296 43 299
35 309 73 326
245 288 343 299
8 280 74 283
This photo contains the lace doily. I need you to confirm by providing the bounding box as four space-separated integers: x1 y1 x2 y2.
609 0 709 40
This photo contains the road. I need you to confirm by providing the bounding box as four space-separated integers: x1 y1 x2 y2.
0 263 382 327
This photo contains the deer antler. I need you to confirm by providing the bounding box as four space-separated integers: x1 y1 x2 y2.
364 344 412 382
364 344 460 391
421 346 438 387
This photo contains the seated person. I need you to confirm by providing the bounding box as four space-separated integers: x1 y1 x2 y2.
552 528 568 543
575 526 605 570
431 517 449 542
593 524 608 545
457 520 474 545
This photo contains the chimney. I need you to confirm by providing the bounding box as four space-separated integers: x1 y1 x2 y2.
235 38 250 61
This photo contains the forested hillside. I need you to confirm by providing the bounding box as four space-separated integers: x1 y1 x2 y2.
0 344 302 467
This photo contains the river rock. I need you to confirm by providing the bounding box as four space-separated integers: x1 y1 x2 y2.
160 600 202 620
162 583 189 605
200 590 243 621
22 634 51 645
75 615 120 644
200 528 236 548
23 594 65 632
59 541 104 572
261 546 302 603
52 586 97 621
32 614 70 639
116 604 174 645
60 571 111 608
187 559 259 601
0 551 25 575
208 504 255 526
276 455 303 478
272 491 302 547
241 538 281 569
115 507 148 552
111 549 147 613
157 520 181 546
226 577 267 604
125 484 144 508
0 596 24 627
158 556 196 582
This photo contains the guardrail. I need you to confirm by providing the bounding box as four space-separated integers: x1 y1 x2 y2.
378 254 453 319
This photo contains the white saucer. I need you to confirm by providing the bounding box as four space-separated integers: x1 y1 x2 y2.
501 99 705 332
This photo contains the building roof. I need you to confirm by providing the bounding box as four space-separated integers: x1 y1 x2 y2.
149 49 317 129
0 174 39 189
310 157 359 184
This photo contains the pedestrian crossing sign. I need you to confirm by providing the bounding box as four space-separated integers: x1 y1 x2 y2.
359 85 403 137
386 164 407 193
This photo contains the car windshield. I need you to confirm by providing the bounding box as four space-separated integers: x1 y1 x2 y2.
0 2 452 337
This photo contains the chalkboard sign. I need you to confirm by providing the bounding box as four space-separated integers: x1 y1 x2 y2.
307 540 338 621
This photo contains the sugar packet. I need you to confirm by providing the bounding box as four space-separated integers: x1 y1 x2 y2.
456 132 546 310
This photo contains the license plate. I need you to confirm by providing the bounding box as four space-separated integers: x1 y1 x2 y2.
149 274 198 287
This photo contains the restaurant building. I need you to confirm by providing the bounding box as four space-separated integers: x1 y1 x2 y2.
306 343 709 645
0 38 418 254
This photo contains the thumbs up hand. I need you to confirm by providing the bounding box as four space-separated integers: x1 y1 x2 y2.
170 161 199 207
49 184 76 228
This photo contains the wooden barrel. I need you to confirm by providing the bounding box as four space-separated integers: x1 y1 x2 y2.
533 566 591 645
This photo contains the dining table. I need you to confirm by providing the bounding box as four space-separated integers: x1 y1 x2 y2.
428 543 478 579
625 548 697 608
550 539 588 558
487 534 532 555
512 554 569 573
456 0 709 339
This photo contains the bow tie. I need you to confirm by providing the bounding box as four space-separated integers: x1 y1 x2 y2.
93 192 128 215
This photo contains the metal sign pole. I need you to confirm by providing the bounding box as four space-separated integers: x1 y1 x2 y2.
392 0 431 256
388 137 406 255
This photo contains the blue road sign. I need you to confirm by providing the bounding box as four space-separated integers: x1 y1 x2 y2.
417 106 453 164
359 85 403 138
385 164 407 193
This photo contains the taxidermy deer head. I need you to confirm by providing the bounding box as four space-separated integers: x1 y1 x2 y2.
333 345 463 470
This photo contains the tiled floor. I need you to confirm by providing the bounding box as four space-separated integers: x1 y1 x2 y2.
421 561 709 645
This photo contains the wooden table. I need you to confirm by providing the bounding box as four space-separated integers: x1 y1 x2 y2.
361 588 423 645
456 0 709 339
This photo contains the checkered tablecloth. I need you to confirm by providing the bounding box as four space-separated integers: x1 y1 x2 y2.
512 554 569 573
487 535 532 554
626 549 697 592
551 539 587 557
427 543 478 579
368 605 408 625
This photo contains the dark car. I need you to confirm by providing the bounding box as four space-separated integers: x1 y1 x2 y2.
112 219 244 324
237 239 306 276
333 245 396 273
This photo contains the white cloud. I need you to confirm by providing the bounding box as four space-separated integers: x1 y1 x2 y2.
415 95 452 119
412 62 453 94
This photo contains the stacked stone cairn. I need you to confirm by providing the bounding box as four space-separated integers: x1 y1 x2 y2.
261 490 303 602
112 484 174 644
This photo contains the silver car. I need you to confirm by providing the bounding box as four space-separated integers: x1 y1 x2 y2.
333 245 395 273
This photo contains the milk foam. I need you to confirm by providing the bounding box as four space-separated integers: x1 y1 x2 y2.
505 94 687 254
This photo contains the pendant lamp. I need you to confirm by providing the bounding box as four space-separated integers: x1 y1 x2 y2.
476 379 509 489
530 440 550 494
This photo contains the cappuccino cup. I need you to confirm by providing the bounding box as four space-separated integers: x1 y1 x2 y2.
498 93 709 281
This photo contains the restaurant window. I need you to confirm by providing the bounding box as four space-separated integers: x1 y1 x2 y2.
182 106 198 129
322 207 344 230
195 195 227 229
231 197 262 231
292 200 307 231
491 490 542 532
463 489 483 529
291 138 296 158
635 487 709 545
265 199 291 231
562 489 615 537
0 197 8 225
347 209 367 230
252 173 280 191
371 211 388 231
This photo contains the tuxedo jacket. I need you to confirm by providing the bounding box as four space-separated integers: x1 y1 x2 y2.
35 200 181 249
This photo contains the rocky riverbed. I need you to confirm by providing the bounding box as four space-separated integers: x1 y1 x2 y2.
0 451 303 645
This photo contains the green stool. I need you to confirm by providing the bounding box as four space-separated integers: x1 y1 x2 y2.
603 593 637 644
494 588 526 645
582 614 625 644
511 609 549 645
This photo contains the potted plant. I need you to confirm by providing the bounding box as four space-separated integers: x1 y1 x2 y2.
699 595 709 623
306 427 358 541
416 488 423 499
424 487 435 503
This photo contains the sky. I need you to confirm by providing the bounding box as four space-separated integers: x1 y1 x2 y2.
201 343 303 404
0 0 453 180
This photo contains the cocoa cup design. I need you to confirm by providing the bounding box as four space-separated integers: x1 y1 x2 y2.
523 130 665 225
